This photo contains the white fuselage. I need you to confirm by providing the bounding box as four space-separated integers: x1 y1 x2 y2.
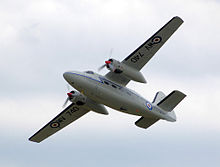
63 71 173 121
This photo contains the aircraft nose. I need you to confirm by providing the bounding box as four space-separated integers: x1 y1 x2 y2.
63 72 71 81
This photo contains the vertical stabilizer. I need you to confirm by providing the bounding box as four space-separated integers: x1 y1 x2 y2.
152 91 166 104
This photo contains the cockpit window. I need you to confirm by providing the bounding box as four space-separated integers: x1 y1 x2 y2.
85 71 94 74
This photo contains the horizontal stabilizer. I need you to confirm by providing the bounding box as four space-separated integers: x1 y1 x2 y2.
157 90 186 112
135 117 159 129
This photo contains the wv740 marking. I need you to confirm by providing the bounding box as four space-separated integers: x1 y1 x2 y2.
29 16 186 143
131 36 162 63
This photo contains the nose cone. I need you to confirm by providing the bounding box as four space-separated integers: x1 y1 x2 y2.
63 71 81 84
63 72 71 82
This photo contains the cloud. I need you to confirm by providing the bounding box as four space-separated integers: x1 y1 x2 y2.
0 0 220 166
1 0 219 96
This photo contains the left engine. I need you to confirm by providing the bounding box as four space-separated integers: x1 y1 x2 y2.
64 90 108 115
67 91 87 105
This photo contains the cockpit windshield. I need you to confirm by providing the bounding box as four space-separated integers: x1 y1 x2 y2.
85 71 94 74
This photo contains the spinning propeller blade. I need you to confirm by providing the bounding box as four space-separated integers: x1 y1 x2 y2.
98 59 113 71
66 84 71 92
98 64 106 71
62 97 69 108
98 49 113 72
62 85 74 108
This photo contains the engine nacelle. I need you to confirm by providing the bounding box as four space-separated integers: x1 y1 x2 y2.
68 91 108 115
86 98 108 115
69 91 87 105
107 59 146 83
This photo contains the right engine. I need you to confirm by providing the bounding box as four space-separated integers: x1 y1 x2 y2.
101 58 146 83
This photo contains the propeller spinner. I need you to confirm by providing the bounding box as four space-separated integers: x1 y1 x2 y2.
98 59 113 71
62 90 76 108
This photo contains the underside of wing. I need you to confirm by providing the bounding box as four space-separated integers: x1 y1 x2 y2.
29 104 90 143
122 16 183 70
105 72 130 86
105 16 183 86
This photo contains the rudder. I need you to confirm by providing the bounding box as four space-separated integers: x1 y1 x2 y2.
152 91 166 104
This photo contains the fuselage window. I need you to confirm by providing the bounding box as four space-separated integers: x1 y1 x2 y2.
104 81 109 85
85 71 94 74
112 85 117 88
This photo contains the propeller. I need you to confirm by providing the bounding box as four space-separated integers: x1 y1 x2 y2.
66 84 71 92
98 59 113 71
62 84 76 108
62 97 69 108
98 49 114 72
98 64 107 71
62 91 76 108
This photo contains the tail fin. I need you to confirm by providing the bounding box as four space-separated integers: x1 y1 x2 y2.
152 91 166 104
157 90 186 112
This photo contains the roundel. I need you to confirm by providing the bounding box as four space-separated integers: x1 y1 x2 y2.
50 122 60 128
146 101 153 111
152 36 162 44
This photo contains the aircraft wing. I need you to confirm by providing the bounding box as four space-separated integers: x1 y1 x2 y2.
29 103 90 143
105 16 183 86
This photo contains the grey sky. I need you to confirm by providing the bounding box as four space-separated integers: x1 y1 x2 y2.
0 0 220 166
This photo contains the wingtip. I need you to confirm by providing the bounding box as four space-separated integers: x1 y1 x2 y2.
173 90 187 98
173 16 184 23
28 136 41 143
